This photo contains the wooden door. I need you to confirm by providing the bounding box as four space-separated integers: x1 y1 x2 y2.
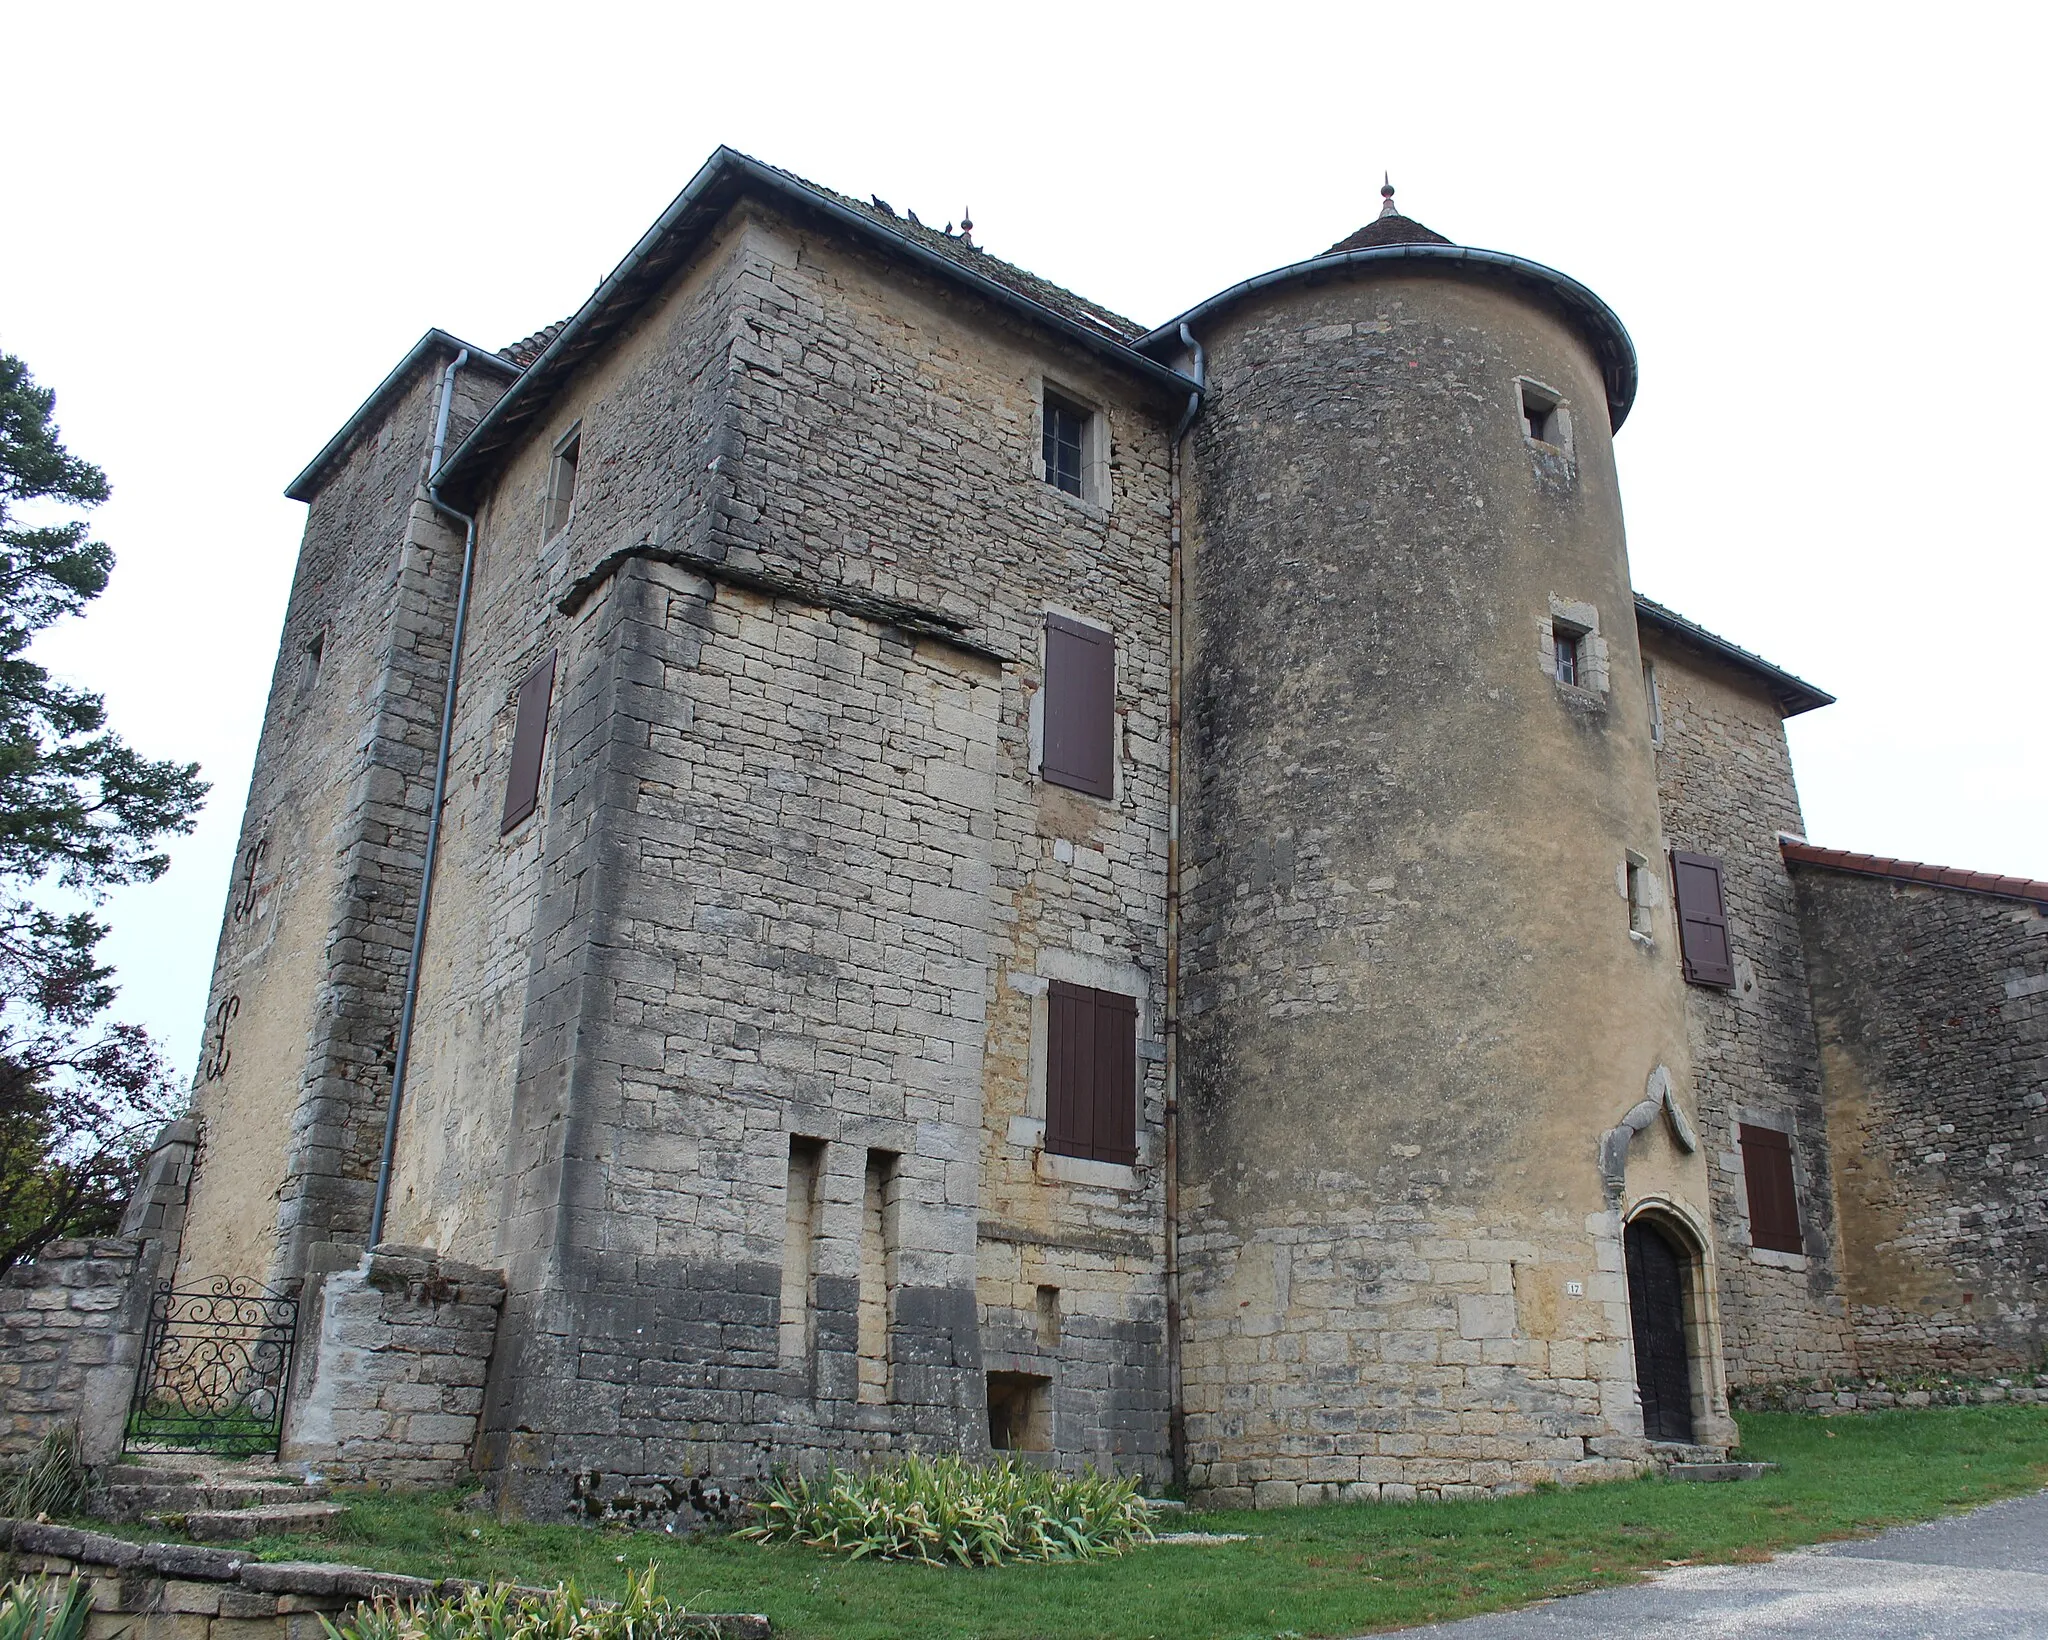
1624 1218 1695 1443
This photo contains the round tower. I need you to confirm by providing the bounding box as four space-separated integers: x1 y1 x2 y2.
1173 185 1733 1504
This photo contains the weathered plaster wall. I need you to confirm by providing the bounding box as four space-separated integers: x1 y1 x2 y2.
1177 269 1725 1506
178 350 510 1288
1644 640 1858 1382
1793 868 2048 1373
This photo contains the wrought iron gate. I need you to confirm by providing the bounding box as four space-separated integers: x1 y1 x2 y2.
124 1278 298 1457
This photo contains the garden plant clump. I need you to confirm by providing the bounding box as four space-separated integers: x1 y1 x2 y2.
0 1576 89 1640
317 1568 722 1640
736 1454 1154 1566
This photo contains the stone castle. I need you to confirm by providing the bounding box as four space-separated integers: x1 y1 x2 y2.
81 148 2045 1517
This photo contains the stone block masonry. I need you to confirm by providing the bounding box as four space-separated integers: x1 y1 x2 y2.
1793 866 2048 1374
1643 640 1859 1384
282 1245 505 1488
0 1241 151 1465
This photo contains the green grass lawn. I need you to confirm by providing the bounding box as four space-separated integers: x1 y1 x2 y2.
108 1407 2048 1640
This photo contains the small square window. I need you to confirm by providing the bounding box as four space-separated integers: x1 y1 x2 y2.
987 1371 1052 1451
1042 392 1089 497
543 428 581 539
1553 626 1583 687
1520 380 1559 444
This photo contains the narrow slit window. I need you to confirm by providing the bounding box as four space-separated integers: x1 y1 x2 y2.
1035 1284 1061 1347
858 1149 900 1404
543 428 581 539
501 650 558 835
779 1137 825 1380
1643 657 1664 745
1626 855 1653 939
1042 392 1088 497
1519 380 1562 446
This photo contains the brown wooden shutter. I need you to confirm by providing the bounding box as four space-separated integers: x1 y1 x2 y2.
1739 1124 1804 1253
1042 616 1115 799
501 650 557 834
1045 981 1138 1165
1670 849 1735 987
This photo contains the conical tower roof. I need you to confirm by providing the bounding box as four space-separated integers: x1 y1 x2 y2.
1322 177 1451 254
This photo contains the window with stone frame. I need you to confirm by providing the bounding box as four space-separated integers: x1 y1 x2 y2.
1739 1124 1804 1254
1041 615 1115 798
1044 980 1137 1165
542 425 580 539
1041 390 1089 497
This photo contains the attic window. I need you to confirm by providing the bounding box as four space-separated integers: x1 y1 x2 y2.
543 426 581 539
1518 379 1571 456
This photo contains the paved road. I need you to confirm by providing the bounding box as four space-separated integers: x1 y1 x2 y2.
1400 1489 2048 1638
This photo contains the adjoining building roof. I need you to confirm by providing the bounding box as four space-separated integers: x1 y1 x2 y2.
1781 839 2048 910
431 147 1195 505
285 330 519 504
1633 594 1835 718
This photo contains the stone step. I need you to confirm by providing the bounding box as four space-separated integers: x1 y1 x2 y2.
144 1502 349 1542
100 1481 330 1523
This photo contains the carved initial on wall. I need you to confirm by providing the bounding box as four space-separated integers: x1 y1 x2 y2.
230 838 267 923
202 994 240 1082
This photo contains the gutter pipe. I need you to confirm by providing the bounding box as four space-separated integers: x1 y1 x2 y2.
368 348 481 1248
1162 319 1204 1488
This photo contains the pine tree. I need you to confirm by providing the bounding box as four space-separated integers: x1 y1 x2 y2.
0 352 207 1269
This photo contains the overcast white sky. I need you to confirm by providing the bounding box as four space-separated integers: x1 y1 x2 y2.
5 0 2043 1078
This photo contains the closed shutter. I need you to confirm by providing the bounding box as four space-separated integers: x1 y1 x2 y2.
1042 616 1115 799
1045 980 1138 1165
1670 850 1735 987
1739 1124 1804 1254
501 650 557 834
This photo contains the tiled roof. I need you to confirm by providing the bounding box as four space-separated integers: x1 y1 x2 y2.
500 320 568 368
1781 840 2048 908
754 160 1144 342
1323 213 1453 254
1634 594 1834 717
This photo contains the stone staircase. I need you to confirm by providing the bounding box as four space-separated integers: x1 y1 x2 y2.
98 1456 347 1542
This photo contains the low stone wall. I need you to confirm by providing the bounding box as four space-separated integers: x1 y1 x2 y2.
282 1246 505 1488
1732 1372 2048 1414
0 1518 769 1640
0 1240 152 1465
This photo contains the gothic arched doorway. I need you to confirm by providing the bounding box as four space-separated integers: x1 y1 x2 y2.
1624 1215 1695 1443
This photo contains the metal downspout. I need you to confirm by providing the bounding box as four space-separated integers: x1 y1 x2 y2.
368 349 479 1248
1164 321 1204 1488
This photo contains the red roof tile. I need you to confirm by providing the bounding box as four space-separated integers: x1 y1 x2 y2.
1781 839 2048 907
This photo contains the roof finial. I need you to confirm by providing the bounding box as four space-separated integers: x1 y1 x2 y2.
1379 173 1399 219
960 206 974 248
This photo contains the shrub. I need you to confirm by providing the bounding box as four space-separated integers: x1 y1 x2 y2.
735 1454 1155 1566
318 1567 722 1640
0 1425 89 1521
0 1577 89 1640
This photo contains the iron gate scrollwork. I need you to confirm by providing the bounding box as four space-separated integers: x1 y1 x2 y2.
124 1278 298 1457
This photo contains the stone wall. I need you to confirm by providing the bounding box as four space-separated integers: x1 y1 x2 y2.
0 1241 149 1465
1642 638 1858 1383
283 1245 505 1488
0 1518 768 1640
1793 865 2048 1374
